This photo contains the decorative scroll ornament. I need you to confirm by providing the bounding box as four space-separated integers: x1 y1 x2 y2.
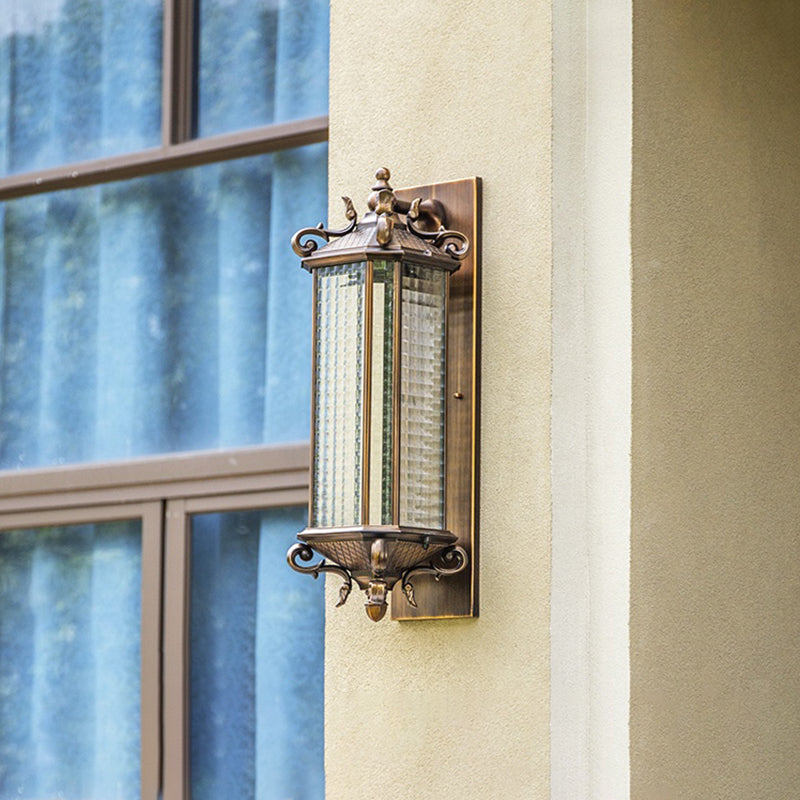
400 546 469 608
407 197 470 260
290 196 358 257
287 543 353 606
288 540 468 618
291 167 470 264
336 581 352 608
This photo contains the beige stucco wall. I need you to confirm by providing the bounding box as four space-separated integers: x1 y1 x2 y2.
324 2 552 798
631 2 800 798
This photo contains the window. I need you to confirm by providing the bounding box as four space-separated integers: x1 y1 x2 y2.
0 1 327 798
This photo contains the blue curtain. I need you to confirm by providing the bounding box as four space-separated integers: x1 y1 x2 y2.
197 0 328 136
0 0 329 797
0 0 162 175
0 147 326 467
254 509 325 800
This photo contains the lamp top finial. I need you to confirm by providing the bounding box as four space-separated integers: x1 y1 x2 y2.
366 168 397 245
368 168 395 213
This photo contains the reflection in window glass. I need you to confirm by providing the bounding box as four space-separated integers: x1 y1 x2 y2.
0 0 162 174
190 506 324 800
0 520 142 800
0 142 326 469
197 0 328 137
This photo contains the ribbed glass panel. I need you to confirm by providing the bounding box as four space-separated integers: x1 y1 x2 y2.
399 263 447 529
311 263 365 527
367 261 395 525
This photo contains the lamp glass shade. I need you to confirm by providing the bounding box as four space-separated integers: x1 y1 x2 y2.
310 258 449 533
311 262 365 528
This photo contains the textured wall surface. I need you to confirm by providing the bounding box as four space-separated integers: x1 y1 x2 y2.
631 3 800 797
325 1 552 798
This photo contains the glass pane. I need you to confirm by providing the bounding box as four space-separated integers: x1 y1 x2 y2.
0 519 142 800
197 0 328 137
189 506 324 800
399 264 447 529
368 260 395 525
0 142 326 469
311 262 365 528
0 0 162 175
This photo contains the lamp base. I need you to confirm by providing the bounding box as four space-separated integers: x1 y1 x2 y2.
299 525 456 581
286 527 468 621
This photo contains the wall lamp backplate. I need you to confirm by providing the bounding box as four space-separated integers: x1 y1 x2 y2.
390 176 481 621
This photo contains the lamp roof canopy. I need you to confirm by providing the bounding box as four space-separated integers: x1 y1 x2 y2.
291 168 470 272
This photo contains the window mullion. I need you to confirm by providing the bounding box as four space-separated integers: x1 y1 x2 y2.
0 116 328 202
141 501 165 800
163 0 198 146
163 498 191 800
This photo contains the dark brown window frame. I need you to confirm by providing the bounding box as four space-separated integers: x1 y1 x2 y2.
0 443 310 515
0 0 329 202
0 116 328 201
0 0 323 797
0 0 322 515
0 444 310 800
0 499 165 800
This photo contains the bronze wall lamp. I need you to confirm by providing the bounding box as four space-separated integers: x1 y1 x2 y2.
287 168 481 621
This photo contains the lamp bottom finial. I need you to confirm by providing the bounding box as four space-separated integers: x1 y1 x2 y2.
365 580 388 622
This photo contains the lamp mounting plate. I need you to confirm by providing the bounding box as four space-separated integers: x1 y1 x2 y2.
391 176 481 621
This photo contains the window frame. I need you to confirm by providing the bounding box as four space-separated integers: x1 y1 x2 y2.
0 0 329 201
0 444 310 800
0 0 324 796
0 443 310 515
162 481 312 800
0 500 164 800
